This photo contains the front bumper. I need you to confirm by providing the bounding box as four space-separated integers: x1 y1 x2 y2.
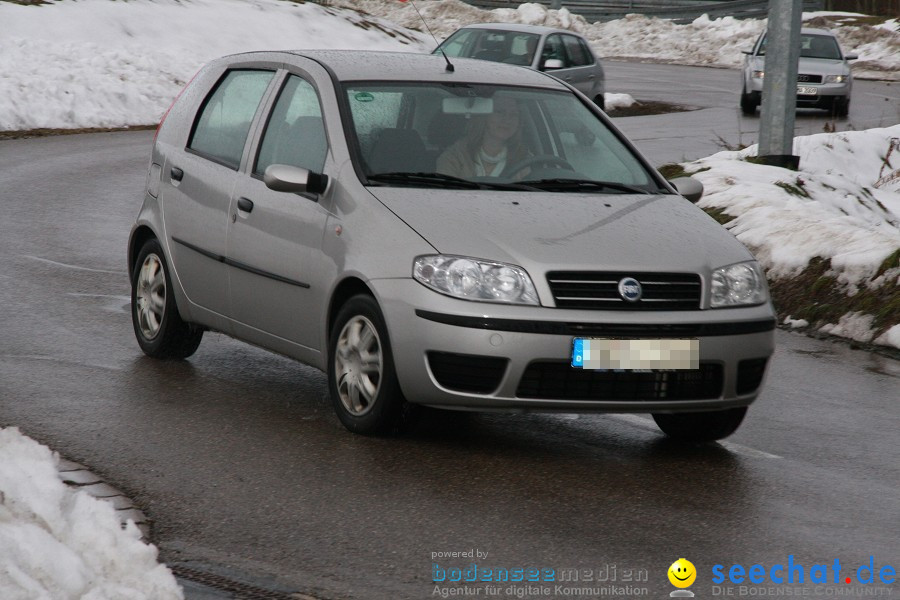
373 279 776 413
746 78 850 102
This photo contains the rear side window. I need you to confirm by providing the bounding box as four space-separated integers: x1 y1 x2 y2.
188 69 274 169
255 75 328 175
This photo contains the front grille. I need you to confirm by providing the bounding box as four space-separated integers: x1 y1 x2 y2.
547 271 701 310
797 74 823 83
736 358 768 395
427 351 508 394
517 361 723 400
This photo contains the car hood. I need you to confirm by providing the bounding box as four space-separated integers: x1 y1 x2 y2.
368 188 754 274
749 55 850 75
797 56 851 75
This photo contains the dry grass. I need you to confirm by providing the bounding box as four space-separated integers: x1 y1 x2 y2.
0 125 156 140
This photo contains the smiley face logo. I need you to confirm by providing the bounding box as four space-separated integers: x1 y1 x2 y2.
668 558 696 588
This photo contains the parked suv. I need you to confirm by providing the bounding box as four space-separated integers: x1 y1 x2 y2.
129 50 775 441
741 27 857 116
434 23 606 110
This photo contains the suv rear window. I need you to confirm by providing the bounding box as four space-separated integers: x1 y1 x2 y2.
188 69 274 169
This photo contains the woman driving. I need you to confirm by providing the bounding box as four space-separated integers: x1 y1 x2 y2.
436 95 530 178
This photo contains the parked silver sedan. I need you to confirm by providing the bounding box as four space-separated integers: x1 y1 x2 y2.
129 50 775 441
434 23 607 110
741 27 857 116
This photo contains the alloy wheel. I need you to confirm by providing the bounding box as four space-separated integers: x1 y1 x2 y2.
136 253 166 340
334 316 384 416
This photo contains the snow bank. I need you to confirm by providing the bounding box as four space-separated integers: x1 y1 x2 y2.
3 0 896 130
0 0 430 130
686 124 900 285
0 427 182 599
679 125 900 349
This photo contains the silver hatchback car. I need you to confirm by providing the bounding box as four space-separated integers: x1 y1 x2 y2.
129 50 775 441
434 23 606 110
741 27 857 116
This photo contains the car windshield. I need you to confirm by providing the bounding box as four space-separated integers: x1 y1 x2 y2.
757 33 842 60
343 82 662 193
435 29 540 67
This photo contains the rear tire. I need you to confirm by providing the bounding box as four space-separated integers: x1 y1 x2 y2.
328 295 414 435
594 94 606 112
652 407 747 442
131 239 202 359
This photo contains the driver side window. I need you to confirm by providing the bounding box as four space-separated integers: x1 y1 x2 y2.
255 75 327 176
542 35 569 68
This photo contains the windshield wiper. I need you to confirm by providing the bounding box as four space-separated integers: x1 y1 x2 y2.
367 172 537 191
516 178 651 194
367 172 480 189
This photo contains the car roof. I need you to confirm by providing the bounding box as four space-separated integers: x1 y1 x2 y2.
453 22 579 36
278 50 569 88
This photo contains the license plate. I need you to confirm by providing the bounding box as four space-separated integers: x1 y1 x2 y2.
571 338 699 370
797 86 818 95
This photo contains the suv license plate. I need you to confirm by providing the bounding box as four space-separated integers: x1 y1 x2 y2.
797 86 818 95
571 338 699 370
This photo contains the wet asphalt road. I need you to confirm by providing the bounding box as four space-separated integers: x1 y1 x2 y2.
603 60 899 165
0 63 898 600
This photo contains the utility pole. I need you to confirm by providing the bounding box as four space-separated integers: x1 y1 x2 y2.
757 0 803 170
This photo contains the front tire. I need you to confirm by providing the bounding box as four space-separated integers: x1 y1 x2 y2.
131 239 202 359
740 89 757 115
652 407 747 442
832 96 850 117
328 295 412 435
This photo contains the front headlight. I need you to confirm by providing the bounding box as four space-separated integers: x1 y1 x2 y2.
710 261 768 308
825 74 847 83
752 70 765 79
413 255 539 305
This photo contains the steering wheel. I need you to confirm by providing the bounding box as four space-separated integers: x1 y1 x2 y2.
501 154 575 177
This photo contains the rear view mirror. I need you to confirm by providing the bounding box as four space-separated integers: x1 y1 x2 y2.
669 177 704 203
845 53 858 60
442 97 494 115
542 58 564 71
264 164 328 196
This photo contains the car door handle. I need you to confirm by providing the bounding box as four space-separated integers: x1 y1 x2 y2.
170 166 183 182
237 197 254 213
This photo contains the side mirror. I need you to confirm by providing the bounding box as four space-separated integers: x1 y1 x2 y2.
741 48 753 55
264 164 328 196
844 53 858 60
669 176 704 203
542 58 564 71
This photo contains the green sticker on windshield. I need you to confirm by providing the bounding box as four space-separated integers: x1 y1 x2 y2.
354 92 374 103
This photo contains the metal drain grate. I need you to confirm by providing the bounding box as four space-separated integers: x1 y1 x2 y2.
171 565 317 600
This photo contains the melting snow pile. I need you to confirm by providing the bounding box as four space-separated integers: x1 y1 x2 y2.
0 427 183 600
682 125 900 348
